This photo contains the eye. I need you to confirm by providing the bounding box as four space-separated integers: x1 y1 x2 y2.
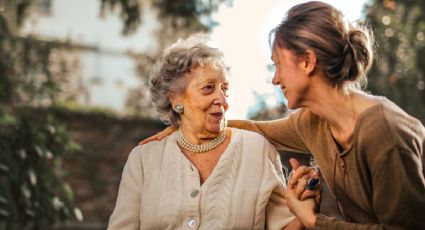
221 85 229 97
202 84 215 94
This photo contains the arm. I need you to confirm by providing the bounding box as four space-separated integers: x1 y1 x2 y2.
108 148 143 230
285 175 382 230
264 142 302 230
317 147 424 230
284 159 320 230
289 146 425 230
368 147 425 229
228 113 307 152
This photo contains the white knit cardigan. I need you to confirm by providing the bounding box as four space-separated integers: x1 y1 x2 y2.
108 128 294 230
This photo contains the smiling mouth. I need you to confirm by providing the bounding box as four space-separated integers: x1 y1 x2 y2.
210 112 224 119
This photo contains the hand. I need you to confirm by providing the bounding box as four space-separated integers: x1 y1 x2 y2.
139 125 179 145
288 158 322 205
283 218 303 230
286 158 318 229
285 185 317 229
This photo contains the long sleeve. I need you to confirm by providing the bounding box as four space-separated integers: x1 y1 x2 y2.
371 147 425 229
228 111 308 153
264 141 295 229
315 214 382 230
316 146 425 230
108 147 143 230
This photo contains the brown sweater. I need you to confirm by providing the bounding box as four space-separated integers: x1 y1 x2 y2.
231 99 425 229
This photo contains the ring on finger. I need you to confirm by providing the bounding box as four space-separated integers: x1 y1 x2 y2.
305 177 320 190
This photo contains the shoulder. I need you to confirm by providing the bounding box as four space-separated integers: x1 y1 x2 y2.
127 135 171 164
380 100 425 134
231 128 279 158
356 99 425 154
137 136 168 153
381 100 425 151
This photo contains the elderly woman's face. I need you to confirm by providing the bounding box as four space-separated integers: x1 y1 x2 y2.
176 64 229 134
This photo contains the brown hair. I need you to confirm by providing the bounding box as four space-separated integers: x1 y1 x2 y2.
270 1 374 92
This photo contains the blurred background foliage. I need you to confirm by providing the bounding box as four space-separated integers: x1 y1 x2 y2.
365 0 425 123
0 5 82 228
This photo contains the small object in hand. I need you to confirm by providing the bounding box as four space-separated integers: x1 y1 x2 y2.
305 178 320 190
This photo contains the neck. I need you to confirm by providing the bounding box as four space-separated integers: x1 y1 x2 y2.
180 123 224 145
301 80 381 148
301 82 361 149
306 86 358 133
176 127 227 153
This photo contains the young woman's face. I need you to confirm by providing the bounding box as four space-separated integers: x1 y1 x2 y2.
175 64 229 135
271 44 312 109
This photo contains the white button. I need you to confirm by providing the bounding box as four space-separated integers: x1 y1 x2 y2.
187 218 197 228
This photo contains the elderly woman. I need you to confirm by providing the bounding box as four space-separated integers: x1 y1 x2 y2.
108 35 304 229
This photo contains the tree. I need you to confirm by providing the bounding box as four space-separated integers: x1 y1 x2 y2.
100 0 233 35
365 0 425 123
0 12 81 229
247 92 289 121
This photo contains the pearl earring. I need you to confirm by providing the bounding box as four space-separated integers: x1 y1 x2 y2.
173 104 184 114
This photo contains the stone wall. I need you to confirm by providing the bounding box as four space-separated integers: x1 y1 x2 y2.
51 109 165 229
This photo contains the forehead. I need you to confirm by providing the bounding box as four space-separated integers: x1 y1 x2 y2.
272 46 297 62
271 39 282 55
188 64 228 83
271 43 284 60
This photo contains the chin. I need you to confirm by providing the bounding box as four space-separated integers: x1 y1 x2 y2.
287 102 302 110
206 121 226 133
287 98 302 110
287 103 296 110
207 126 222 133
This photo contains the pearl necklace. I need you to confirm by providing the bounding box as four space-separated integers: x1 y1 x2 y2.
176 128 226 153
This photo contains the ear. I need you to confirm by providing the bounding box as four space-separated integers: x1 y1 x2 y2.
168 92 177 108
169 92 182 107
303 50 317 76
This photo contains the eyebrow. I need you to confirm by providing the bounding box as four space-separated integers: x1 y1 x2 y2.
194 78 215 87
195 78 229 87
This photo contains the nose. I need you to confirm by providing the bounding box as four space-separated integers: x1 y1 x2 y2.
213 88 228 107
272 72 279 85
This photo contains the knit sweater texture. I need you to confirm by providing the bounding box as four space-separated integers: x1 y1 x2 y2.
108 128 294 230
